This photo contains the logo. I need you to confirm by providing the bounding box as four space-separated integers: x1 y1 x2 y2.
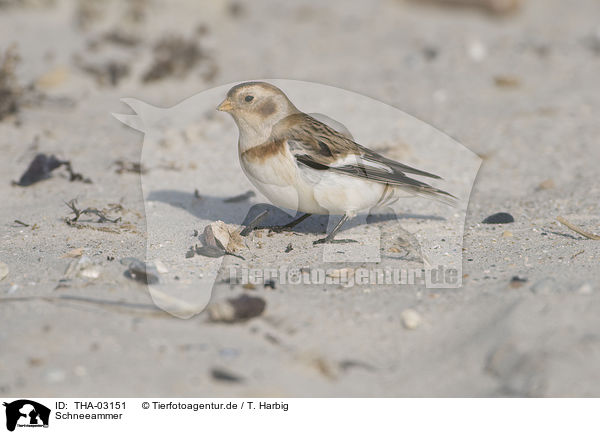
3 400 50 432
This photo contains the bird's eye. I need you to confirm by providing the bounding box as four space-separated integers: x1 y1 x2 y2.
244 95 254 102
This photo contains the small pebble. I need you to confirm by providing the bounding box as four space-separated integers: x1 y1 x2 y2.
62 247 84 258
285 243 293 253
494 75 521 88
28 357 43 367
537 179 555 190
154 260 168 274
433 89 447 104
79 266 101 279
126 259 159 284
45 369 66 384
210 367 244 383
203 221 244 252
401 309 422 330
510 276 528 288
74 365 87 377
65 255 101 280
482 212 514 224
577 282 593 295
327 268 355 279
502 230 513 238
468 39 487 62
208 294 266 323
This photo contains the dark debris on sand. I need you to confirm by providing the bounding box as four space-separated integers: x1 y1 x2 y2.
142 35 213 82
482 212 515 224
13 153 92 186
75 58 130 87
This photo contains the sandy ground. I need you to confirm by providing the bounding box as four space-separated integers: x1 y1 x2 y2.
1 0 599 397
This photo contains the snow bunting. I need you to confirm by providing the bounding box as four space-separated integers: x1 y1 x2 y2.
218 82 455 244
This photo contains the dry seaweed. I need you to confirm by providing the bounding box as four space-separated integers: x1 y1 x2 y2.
113 159 147 174
76 58 130 86
142 35 205 82
73 0 106 30
409 0 522 15
63 200 139 233
0 0 55 9
64 199 122 224
102 29 141 47
0 45 22 121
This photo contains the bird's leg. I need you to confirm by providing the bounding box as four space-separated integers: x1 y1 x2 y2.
239 210 269 236
274 212 312 231
313 213 357 244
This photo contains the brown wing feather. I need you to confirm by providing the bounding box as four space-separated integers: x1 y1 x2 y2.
274 113 443 178
272 113 456 201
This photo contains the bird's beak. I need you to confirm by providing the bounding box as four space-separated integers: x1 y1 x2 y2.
217 99 233 112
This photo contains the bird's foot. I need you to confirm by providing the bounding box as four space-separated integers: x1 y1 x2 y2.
254 225 294 234
313 237 358 245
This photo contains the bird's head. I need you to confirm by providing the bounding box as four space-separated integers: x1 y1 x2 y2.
217 82 299 137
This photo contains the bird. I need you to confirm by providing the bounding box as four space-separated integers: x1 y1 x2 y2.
217 81 456 244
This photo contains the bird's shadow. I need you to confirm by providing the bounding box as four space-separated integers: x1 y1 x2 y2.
146 189 445 234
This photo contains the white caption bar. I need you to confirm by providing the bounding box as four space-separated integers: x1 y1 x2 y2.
0 398 597 434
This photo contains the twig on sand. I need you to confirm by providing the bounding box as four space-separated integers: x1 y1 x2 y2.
571 250 585 260
64 199 122 224
556 216 600 240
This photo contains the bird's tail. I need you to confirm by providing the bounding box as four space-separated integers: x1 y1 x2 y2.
414 185 458 207
385 183 458 208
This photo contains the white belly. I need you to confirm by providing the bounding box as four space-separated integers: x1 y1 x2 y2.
306 166 387 215
240 152 386 215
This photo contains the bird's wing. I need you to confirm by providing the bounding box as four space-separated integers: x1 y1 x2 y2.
273 113 456 202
